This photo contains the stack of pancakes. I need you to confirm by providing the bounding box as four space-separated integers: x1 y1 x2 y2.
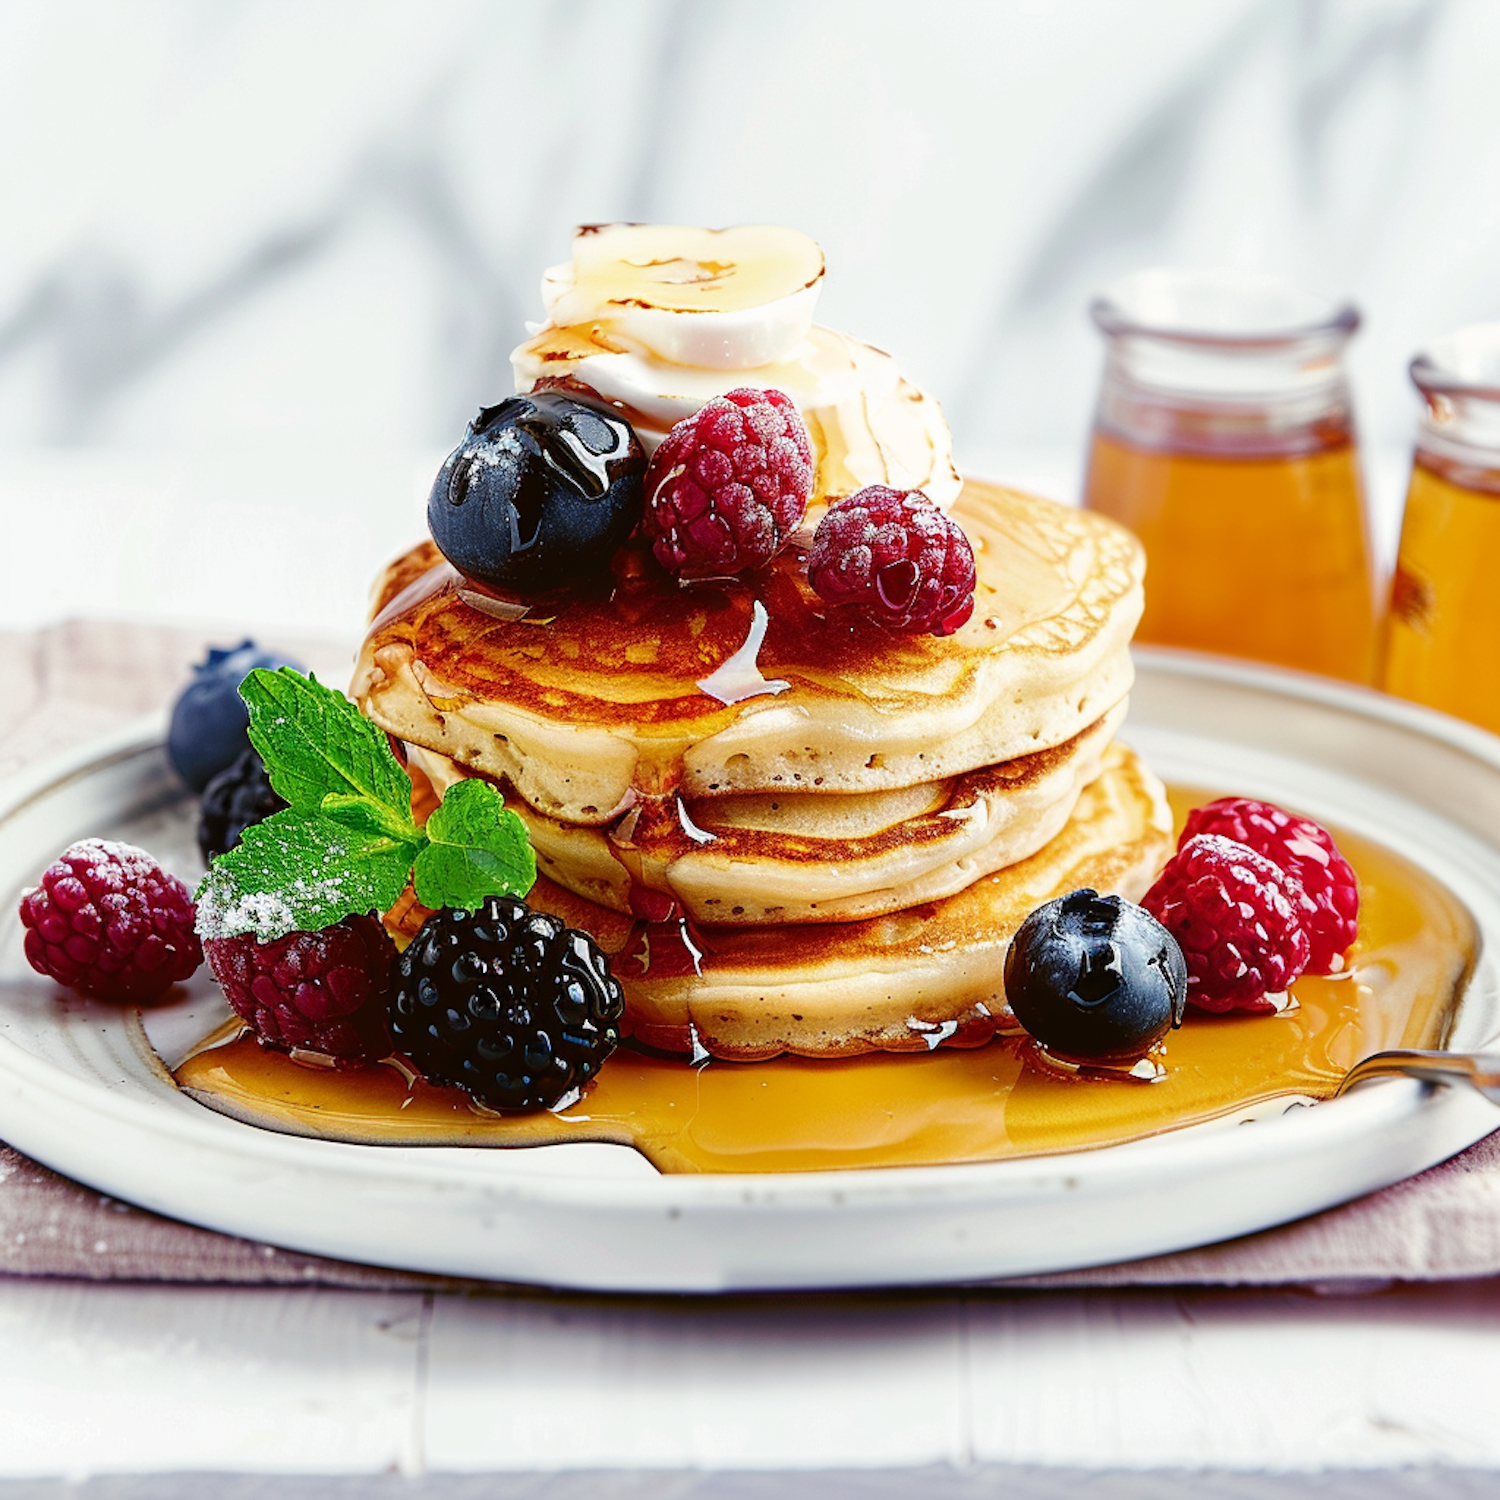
352 480 1172 1061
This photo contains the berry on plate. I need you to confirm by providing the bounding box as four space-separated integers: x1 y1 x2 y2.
168 641 303 793
1004 888 1187 1061
642 387 813 579
198 747 287 863
1142 833 1313 1013
806 486 976 635
204 912 396 1062
1179 797 1358 973
20 839 202 1003
391 896 624 1112
427 392 645 594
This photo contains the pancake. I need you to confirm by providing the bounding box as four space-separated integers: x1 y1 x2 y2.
352 482 1143 827
387 740 1172 1062
408 697 1126 925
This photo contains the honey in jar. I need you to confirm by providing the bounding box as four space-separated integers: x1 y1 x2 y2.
1381 324 1500 736
1083 269 1377 683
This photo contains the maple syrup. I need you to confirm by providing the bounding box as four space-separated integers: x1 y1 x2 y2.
173 789 1476 1175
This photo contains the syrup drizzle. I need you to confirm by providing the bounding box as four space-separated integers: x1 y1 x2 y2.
695 600 791 706
173 791 1477 1175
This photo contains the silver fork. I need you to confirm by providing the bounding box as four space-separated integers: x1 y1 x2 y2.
1335 1049 1500 1106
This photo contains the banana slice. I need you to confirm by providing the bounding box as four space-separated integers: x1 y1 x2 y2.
541 224 825 370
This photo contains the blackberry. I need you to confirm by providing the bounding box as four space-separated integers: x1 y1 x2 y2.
198 747 287 863
391 896 625 1112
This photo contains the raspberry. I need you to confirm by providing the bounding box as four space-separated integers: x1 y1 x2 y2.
806 486 976 636
642 387 813 579
1180 798 1358 973
391 897 624 1112
19 839 202 1003
1141 834 1312 1013
204 913 395 1061
198 747 287 863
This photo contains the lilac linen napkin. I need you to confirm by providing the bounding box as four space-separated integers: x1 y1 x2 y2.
1 620 1497 1290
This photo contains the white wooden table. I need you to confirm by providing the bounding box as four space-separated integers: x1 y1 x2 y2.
3 1277 1500 1488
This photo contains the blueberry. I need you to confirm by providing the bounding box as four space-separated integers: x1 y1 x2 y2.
1004 889 1188 1061
427 391 645 595
167 641 302 793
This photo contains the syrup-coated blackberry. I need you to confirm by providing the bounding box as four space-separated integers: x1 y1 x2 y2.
1005 889 1187 1060
198 747 287 863
427 392 645 594
390 896 624 1112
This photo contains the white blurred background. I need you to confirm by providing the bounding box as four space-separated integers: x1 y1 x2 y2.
2 0 1498 638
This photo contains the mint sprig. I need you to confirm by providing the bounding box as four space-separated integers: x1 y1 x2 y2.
195 668 535 942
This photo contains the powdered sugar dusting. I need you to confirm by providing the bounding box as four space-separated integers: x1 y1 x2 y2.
470 428 523 466
195 885 295 943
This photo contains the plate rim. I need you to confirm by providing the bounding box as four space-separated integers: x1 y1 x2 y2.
2 651 1499 1286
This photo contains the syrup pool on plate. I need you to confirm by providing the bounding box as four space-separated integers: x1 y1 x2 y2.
172 788 1476 1174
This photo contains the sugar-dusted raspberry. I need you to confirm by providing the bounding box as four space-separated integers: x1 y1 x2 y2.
204 913 395 1061
19 839 202 1003
642 387 813 579
1180 797 1358 973
1141 834 1312 1013
806 486 976 636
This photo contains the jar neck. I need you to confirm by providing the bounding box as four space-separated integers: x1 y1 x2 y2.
1409 327 1500 479
1096 340 1355 458
1414 394 1500 474
1414 445 1500 498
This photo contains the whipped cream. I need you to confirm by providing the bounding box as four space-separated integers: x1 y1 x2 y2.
511 225 962 511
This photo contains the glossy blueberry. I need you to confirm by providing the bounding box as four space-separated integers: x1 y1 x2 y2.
167 641 302 793
1004 889 1188 1061
427 391 646 595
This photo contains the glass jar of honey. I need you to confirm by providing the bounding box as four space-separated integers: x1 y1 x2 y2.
1082 269 1377 683
1380 323 1500 736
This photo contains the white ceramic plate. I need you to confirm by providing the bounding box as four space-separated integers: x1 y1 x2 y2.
1 650 1498 1293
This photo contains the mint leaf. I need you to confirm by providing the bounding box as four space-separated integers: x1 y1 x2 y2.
241 668 415 833
412 777 537 910
195 810 414 942
198 671 540 942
